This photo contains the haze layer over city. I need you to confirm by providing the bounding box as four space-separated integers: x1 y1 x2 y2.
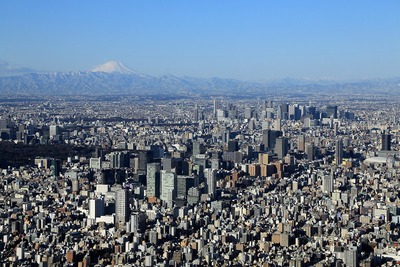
0 1 400 267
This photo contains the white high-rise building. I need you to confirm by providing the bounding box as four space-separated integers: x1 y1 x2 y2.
160 170 177 207
89 197 105 219
128 211 146 233
204 168 217 195
323 174 334 194
49 125 60 137
116 189 129 223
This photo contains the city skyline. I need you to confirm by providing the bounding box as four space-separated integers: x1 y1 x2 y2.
1 1 399 81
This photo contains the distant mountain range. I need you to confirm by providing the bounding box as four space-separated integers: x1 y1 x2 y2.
0 61 399 96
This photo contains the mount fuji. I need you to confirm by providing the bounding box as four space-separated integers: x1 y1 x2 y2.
91 61 139 75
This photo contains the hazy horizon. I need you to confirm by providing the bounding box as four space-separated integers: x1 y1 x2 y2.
1 1 399 81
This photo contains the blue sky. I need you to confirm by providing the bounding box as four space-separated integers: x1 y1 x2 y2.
1 1 399 80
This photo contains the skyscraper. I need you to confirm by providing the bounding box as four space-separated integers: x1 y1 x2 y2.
160 170 177 207
381 133 391 151
204 168 217 195
325 105 338 119
298 135 305 152
323 174 334 194
128 212 146 233
344 245 358 267
213 99 219 118
49 124 60 138
116 189 129 223
147 162 161 198
89 197 105 220
193 104 199 121
262 129 282 151
335 139 343 165
275 137 288 159
305 143 315 161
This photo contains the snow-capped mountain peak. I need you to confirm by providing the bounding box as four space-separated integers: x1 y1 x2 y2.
91 61 137 74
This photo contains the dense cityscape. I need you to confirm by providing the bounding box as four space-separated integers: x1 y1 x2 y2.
0 93 399 266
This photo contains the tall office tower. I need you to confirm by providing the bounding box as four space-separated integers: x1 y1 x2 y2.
244 107 253 119
221 129 230 144
177 175 195 198
323 174 334 194
110 152 130 169
89 197 105 220
276 105 283 119
49 124 60 137
204 168 217 195
335 139 343 165
128 211 146 233
305 143 315 161
227 140 239 152
160 170 177 207
248 118 256 131
381 133 391 151
50 159 61 177
262 129 282 151
325 105 338 119
281 103 289 113
275 137 288 159
187 187 200 205
288 104 301 120
333 122 339 136
193 104 199 121
147 162 161 198
116 189 129 223
213 99 219 118
298 135 306 152
216 109 227 122
274 119 281 131
137 150 152 174
344 245 358 267
192 141 205 156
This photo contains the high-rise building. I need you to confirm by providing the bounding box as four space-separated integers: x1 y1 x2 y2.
227 140 238 152
177 175 195 198
262 130 282 151
213 99 219 118
276 105 283 119
137 150 153 174
344 245 358 267
335 139 343 165
147 162 161 198
128 211 146 233
325 105 338 119
298 135 305 152
116 189 129 223
110 152 130 169
89 197 105 220
187 187 200 205
49 124 60 137
381 133 391 151
204 168 217 195
50 159 61 177
258 153 269 165
275 137 288 159
323 174 334 194
288 104 301 120
305 143 315 161
193 104 199 121
274 119 281 131
160 170 177 207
